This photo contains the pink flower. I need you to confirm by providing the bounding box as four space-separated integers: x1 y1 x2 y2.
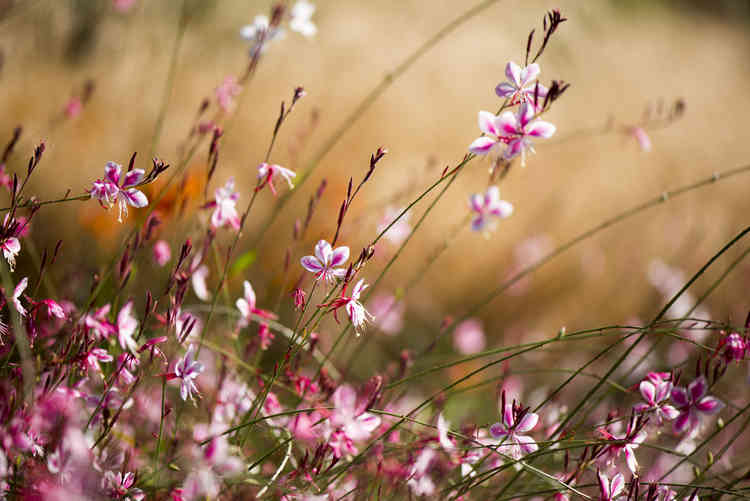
376 206 412 246
290 1 317 37
322 279 373 335
630 126 652 152
325 385 381 457
597 418 647 474
367 293 404 335
83 304 117 340
717 331 746 363
235 280 276 329
117 300 139 354
257 163 296 195
208 178 240 230
81 348 113 374
0 236 20 272
407 448 437 496
495 61 548 106
469 104 556 166
192 265 211 302
173 345 204 402
671 376 724 435
90 162 149 222
215 77 241 112
12 277 27 317
634 373 679 426
469 186 513 232
113 0 137 13
300 240 350 283
64 97 82 119
597 470 625 501
453 318 486 354
489 403 539 459
153 240 171 267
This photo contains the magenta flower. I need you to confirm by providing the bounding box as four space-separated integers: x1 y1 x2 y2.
597 470 625 501
634 374 679 426
172 345 204 402
257 163 296 195
718 331 746 363
116 300 139 354
1 236 20 272
300 239 350 283
469 186 513 232
208 178 240 230
495 61 548 106
671 376 724 435
90 162 148 222
489 403 539 459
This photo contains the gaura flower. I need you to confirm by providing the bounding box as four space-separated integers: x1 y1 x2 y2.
12 277 28 317
290 1 317 37
489 403 539 459
215 76 241 112
468 103 556 166
240 15 285 57
597 470 625 501
300 240 349 283
671 376 724 436
469 186 513 232
495 61 548 106
257 163 296 196
117 300 139 354
207 178 240 230
320 279 374 336
235 280 276 329
171 345 204 402
1 237 20 272
89 162 148 222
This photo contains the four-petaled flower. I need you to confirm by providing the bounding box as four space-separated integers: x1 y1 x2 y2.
495 61 548 107
300 240 350 283
117 300 139 354
634 372 679 426
208 178 241 230
290 1 317 37
324 385 381 458
469 186 514 232
671 376 724 435
597 418 647 474
172 345 205 402
257 163 296 195
469 103 556 166
90 162 149 222
489 403 539 459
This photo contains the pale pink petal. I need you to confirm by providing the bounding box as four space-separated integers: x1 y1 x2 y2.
597 471 610 499
123 189 148 208
314 240 332 265
504 138 525 159
498 111 519 135
468 136 498 155
639 381 656 404
625 447 639 474
519 63 540 86
489 200 513 219
516 434 538 454
469 194 485 212
478 111 500 137
489 422 506 439
192 265 211 301
526 120 556 138
300 256 323 273
236 298 250 319
122 169 145 188
516 412 538 433
661 405 680 421
333 385 356 413
243 280 256 311
503 403 513 428
517 102 535 129
471 215 486 232
330 246 350 267
505 61 521 86
610 473 624 498
495 82 516 98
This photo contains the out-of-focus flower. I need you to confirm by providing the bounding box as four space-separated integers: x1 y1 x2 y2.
469 186 513 232
489 403 539 459
113 0 137 13
367 293 404 335
671 376 724 435
290 1 317 37
717 331 746 363
495 62 547 106
453 318 486 354
207 178 240 230
215 77 241 112
597 419 647 475
407 448 436 496
325 385 381 458
83 304 117 340
64 97 82 119
630 126 652 152
257 163 296 195
153 240 171 267
89 162 149 222
300 240 349 283
376 206 412 246
12 276 27 317
102 470 144 500
192 265 211 302
117 300 139 354
240 15 285 57
172 345 204 402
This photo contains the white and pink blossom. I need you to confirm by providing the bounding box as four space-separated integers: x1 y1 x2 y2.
495 61 548 106
89 162 149 222
469 186 513 232
300 240 349 283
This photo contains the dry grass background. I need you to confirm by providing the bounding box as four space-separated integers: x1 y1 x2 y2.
1 0 750 389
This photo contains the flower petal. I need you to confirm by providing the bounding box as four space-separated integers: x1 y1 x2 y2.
330 246 350 267
314 240 332 266
478 110 500 137
468 137 498 155
516 412 538 433
689 377 707 401
122 169 145 188
526 120 556 138
300 255 323 273
505 61 521 86
696 396 724 414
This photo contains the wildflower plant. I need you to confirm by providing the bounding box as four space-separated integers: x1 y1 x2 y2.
0 3 748 501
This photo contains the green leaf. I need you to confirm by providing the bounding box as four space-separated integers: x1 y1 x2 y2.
230 250 257 276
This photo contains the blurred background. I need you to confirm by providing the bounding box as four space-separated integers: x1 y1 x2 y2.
2 0 750 422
